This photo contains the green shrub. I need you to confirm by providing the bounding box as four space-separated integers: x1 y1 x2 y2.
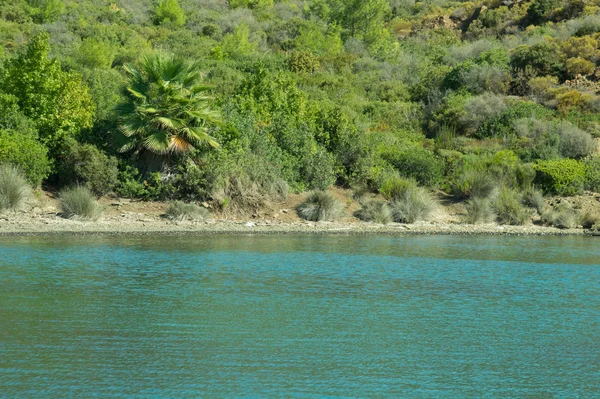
534 159 586 196
355 200 392 224
153 0 185 26
452 169 497 199
59 186 103 221
58 141 118 196
566 57 595 78
493 186 529 225
388 148 443 187
584 156 600 192
555 121 595 159
477 100 554 139
379 175 417 201
296 191 343 221
115 167 175 201
390 186 436 223
0 129 51 187
526 0 560 24
464 197 496 224
288 51 320 73
165 201 210 221
460 93 507 134
302 148 337 190
511 41 565 78
0 164 31 212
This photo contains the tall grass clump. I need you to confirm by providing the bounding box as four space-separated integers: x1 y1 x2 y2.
452 169 497 199
59 186 103 220
0 164 31 212
297 191 343 221
464 197 496 224
579 210 600 229
541 203 578 229
493 186 529 225
355 200 392 224
523 187 546 214
390 186 436 223
166 201 210 221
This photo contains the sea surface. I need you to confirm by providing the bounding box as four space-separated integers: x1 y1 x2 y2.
0 234 599 398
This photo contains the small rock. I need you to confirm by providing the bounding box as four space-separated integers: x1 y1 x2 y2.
246 222 255 227
281 209 289 214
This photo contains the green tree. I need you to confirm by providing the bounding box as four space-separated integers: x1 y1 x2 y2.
28 0 65 23
153 0 185 27
328 0 390 45
118 53 221 161
1 33 94 148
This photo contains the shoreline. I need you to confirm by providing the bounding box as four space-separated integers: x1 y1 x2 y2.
0 218 592 237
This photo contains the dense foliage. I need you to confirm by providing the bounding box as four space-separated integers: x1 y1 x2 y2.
0 0 599 200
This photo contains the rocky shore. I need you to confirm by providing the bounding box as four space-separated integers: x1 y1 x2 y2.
0 210 589 237
0 189 597 237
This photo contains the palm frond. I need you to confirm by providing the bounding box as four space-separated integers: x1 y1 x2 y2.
143 131 170 153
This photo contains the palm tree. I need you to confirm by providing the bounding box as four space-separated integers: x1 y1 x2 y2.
118 53 221 159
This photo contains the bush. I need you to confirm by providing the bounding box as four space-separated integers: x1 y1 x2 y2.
58 141 119 196
566 57 595 78
493 186 529 225
0 129 51 187
59 186 103 221
355 200 392 224
296 191 343 222
462 65 511 94
452 169 497 199
379 175 417 201
580 210 600 229
115 167 175 201
529 76 558 101
526 0 560 24
390 186 436 223
511 41 565 78
541 204 577 229
523 188 546 214
477 100 554 139
464 197 496 224
301 148 337 190
0 164 31 212
165 201 210 221
512 118 561 161
153 0 185 26
556 121 595 159
460 93 507 134
534 159 586 196
584 156 600 192
387 148 443 187
288 51 320 73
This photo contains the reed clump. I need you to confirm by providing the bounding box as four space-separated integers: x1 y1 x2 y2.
166 201 210 221
297 191 343 221
59 186 103 220
355 200 392 224
0 164 31 212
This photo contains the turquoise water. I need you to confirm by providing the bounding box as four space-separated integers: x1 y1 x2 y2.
0 235 599 398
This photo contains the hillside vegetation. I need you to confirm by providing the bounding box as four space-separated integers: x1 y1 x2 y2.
0 0 599 221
